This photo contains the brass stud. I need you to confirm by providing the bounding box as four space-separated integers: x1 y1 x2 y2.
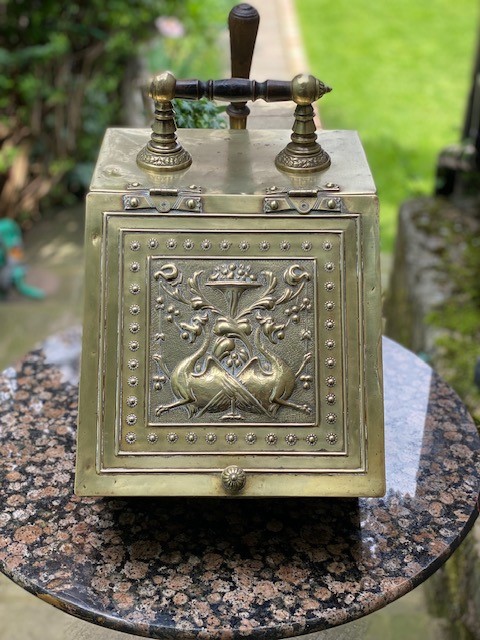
266 433 278 445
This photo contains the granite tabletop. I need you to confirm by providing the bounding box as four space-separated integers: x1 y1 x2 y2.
0 329 479 639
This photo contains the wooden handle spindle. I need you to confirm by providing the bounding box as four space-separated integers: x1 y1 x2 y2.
227 4 260 129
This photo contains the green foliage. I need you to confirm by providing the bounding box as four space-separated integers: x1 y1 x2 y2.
296 0 479 253
142 0 234 132
0 0 233 222
173 99 227 130
144 0 233 79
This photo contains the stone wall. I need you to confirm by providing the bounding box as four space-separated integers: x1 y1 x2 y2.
384 195 480 639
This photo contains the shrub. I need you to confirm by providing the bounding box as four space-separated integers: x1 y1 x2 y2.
0 0 231 225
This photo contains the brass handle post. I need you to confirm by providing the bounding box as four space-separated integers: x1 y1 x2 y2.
137 72 333 174
227 3 260 129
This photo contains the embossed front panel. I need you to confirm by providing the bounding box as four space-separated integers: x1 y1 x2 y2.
76 129 385 496
95 211 366 475
148 255 318 430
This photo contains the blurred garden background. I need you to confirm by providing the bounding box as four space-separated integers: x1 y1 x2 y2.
1 0 480 639
1 0 477 248
0 0 232 229
297 0 478 252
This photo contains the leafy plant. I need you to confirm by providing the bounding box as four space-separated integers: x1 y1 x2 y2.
173 99 226 130
0 0 233 225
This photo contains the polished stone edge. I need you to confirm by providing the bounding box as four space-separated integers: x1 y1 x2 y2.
0 333 479 640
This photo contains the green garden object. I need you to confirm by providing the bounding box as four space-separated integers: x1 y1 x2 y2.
0 219 44 300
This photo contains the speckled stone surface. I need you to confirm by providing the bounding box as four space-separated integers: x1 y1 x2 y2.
0 329 478 639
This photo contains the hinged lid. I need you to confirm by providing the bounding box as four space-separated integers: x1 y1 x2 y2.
91 128 376 196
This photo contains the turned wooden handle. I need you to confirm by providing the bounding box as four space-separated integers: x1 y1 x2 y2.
229 4 260 81
149 72 331 106
227 4 260 129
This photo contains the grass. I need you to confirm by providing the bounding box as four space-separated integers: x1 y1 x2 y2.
296 0 479 252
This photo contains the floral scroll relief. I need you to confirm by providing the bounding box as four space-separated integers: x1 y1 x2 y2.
151 261 314 421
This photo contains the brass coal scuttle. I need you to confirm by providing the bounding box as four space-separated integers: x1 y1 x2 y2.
75 4 384 497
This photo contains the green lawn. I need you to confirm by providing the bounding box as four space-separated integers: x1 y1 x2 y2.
296 0 478 252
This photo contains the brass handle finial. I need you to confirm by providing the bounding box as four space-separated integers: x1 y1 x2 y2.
292 74 329 105
149 71 176 102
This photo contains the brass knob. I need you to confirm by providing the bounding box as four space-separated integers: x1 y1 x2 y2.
221 465 246 494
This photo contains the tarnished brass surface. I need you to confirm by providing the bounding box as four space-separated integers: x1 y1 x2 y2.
91 128 375 194
76 128 384 497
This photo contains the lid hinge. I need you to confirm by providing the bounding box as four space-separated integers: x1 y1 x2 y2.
264 185 345 214
123 185 203 212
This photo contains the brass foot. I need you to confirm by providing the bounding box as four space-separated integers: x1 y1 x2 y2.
221 465 246 494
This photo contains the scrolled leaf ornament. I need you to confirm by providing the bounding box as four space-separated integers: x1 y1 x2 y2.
154 263 179 282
